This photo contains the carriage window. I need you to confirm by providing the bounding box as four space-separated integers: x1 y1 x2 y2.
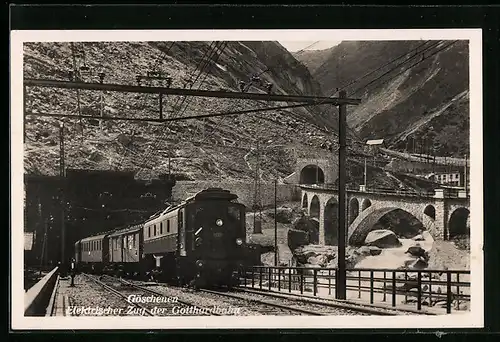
132 234 136 248
148 226 151 238
180 212 184 227
160 222 163 234
167 220 170 233
154 224 157 236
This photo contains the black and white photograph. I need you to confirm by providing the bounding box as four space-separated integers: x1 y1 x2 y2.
11 29 483 329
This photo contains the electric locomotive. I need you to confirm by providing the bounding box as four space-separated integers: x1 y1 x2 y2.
74 188 247 288
143 188 247 287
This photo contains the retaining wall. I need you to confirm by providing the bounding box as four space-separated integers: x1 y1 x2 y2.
172 181 301 208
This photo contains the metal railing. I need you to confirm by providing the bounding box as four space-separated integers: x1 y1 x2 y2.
300 184 436 198
238 266 470 314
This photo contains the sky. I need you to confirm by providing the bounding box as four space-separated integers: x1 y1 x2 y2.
278 40 341 52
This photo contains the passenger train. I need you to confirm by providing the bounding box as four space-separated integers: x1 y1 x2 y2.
74 188 248 288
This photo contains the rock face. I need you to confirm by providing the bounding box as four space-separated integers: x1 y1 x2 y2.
296 40 470 158
277 243 295 266
291 214 319 243
23 41 335 180
294 245 336 267
364 229 402 248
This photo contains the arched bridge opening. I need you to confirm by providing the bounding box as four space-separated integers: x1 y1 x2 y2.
348 207 425 246
448 207 470 241
300 165 325 184
324 198 339 246
302 193 308 210
349 198 360 225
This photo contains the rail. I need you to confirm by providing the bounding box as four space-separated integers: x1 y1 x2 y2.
300 184 435 197
300 184 469 199
24 266 59 316
238 266 470 314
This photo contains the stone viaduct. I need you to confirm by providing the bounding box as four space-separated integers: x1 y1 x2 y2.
300 185 470 246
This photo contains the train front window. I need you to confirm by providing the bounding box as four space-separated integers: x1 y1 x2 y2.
228 205 242 223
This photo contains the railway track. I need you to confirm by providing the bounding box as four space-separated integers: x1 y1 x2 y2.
123 279 366 315
84 275 415 316
235 287 432 316
199 288 372 316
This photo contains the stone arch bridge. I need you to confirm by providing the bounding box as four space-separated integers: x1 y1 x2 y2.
300 185 470 246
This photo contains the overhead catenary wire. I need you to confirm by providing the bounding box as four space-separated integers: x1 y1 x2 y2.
308 40 455 147
116 42 177 168
135 42 226 174
126 41 221 175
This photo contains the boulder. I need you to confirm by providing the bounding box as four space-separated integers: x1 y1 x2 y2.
277 244 294 266
412 234 425 241
369 246 382 256
292 215 318 237
287 229 309 250
355 246 382 256
408 257 428 270
260 252 275 266
307 254 329 267
356 246 372 256
364 230 402 248
406 244 428 259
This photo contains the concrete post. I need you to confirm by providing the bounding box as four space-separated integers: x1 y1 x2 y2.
319 204 325 245
434 189 445 199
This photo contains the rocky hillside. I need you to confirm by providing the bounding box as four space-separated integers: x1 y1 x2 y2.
24 41 339 180
294 40 470 157
292 47 337 74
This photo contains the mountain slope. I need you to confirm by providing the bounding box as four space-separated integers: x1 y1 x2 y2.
292 47 337 74
295 40 470 157
23 41 337 180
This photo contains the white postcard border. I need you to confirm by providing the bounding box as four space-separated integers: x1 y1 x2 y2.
11 28 483 330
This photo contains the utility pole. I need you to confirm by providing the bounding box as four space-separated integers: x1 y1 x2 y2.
464 154 468 194
364 156 367 188
39 218 48 276
274 178 278 267
253 140 261 234
336 90 347 300
59 122 66 271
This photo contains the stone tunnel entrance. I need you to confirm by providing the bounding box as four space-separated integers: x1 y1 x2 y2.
300 165 325 184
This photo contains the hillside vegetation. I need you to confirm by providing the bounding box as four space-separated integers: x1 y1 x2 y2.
295 40 469 157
